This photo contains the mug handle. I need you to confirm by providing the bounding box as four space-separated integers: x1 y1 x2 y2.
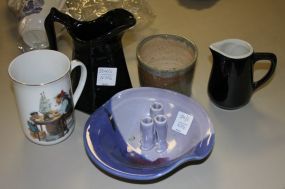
253 52 277 90
70 60 87 105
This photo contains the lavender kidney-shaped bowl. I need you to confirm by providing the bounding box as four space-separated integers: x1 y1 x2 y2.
83 87 215 182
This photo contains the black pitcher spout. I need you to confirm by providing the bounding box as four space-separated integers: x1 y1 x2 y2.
45 8 136 45
92 8 136 41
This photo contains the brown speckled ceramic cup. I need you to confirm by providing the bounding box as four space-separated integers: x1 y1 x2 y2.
137 34 198 96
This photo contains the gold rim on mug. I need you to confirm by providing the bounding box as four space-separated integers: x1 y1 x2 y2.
8 50 72 86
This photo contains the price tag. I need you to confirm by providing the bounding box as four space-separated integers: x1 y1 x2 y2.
96 67 117 86
172 111 194 135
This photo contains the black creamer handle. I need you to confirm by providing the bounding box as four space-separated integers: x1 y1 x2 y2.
253 52 277 90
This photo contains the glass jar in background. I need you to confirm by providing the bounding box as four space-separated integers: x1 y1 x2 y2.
8 0 66 52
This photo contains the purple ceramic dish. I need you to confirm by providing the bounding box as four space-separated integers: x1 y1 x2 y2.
83 87 215 181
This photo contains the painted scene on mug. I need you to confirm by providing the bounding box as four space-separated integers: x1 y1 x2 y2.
26 89 74 142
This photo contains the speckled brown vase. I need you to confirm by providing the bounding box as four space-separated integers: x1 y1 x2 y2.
137 34 198 96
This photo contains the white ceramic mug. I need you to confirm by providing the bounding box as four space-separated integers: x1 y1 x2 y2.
8 50 87 145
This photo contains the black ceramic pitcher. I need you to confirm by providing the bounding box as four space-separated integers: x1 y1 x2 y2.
45 8 136 114
208 39 277 110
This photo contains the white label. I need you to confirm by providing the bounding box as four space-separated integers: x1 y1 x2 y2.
96 67 117 86
172 111 194 135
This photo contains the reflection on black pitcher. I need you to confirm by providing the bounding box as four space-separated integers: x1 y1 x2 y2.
208 39 277 110
45 8 136 114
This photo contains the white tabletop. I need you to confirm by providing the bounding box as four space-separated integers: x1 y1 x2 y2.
1 0 285 188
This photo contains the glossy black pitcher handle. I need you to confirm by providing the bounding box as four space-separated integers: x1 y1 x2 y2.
44 8 73 50
253 52 277 90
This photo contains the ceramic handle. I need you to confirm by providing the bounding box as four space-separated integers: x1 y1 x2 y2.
45 8 72 50
253 52 277 90
70 60 87 105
